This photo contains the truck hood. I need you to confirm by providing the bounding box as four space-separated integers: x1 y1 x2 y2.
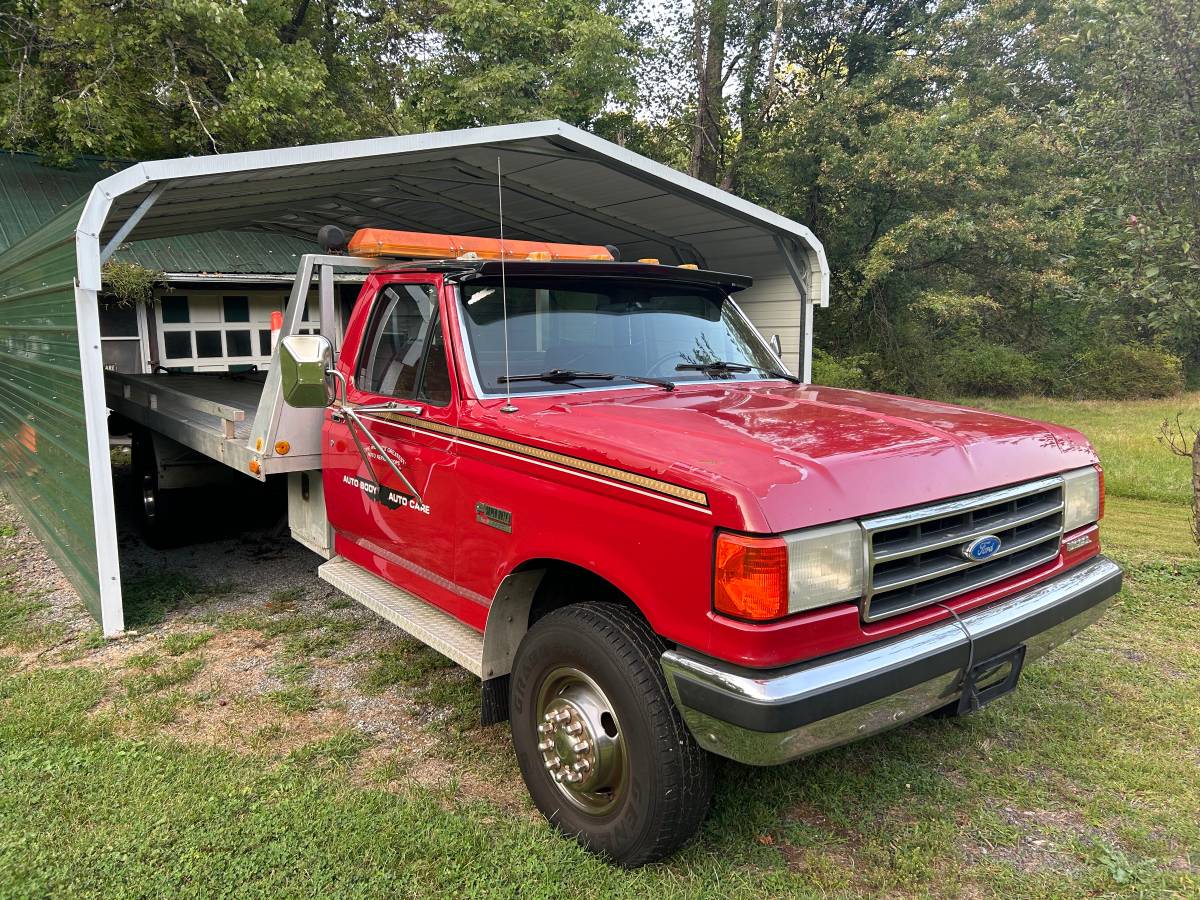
478 384 1097 532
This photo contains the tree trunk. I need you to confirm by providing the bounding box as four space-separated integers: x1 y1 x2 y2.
689 0 729 185
280 0 314 44
1192 434 1199 548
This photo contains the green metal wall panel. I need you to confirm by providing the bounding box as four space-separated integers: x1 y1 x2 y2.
0 199 102 620
0 152 318 273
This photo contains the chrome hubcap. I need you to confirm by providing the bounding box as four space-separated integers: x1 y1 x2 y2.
141 473 157 522
535 666 627 815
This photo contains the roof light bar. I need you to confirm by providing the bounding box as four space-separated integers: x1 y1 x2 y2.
347 228 614 262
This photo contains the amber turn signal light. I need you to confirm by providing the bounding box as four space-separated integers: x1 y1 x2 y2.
713 533 789 621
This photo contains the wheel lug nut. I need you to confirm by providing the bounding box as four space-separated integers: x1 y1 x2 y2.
571 740 590 754
537 739 555 752
537 722 553 735
572 760 590 773
565 722 583 735
543 755 561 771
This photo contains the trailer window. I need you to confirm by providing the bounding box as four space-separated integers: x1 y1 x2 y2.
356 283 449 404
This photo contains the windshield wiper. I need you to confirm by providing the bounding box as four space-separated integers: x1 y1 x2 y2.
675 360 802 384
498 369 676 391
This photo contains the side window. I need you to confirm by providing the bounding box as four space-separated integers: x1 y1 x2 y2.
419 316 452 405
355 283 450 405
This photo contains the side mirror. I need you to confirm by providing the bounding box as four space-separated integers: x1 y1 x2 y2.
770 333 783 357
279 334 335 408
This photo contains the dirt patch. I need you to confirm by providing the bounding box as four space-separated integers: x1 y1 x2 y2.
962 804 1107 876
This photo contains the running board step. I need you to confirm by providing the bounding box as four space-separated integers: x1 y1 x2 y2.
318 556 484 677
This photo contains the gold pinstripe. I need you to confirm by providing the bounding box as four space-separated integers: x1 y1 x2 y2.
362 410 709 507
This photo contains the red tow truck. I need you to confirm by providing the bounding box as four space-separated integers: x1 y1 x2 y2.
123 227 1122 865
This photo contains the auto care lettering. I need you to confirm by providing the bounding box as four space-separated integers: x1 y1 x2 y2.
341 474 431 515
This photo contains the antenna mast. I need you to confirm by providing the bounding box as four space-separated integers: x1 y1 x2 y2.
497 157 517 414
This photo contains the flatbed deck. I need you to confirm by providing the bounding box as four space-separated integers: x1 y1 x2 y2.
106 371 267 474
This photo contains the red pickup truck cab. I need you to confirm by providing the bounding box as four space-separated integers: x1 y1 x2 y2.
279 254 1122 866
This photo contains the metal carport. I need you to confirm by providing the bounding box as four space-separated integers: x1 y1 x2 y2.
0 119 828 636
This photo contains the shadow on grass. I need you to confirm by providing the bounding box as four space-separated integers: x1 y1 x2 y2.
121 573 231 629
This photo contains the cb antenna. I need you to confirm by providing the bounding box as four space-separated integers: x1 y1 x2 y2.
497 156 517 414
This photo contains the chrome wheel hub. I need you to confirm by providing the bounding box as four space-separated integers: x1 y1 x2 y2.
535 667 627 815
141 473 157 522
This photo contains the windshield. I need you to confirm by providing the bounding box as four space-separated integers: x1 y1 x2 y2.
456 278 780 395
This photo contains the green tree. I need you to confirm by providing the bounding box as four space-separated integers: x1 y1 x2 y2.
1064 0 1200 366
0 0 637 161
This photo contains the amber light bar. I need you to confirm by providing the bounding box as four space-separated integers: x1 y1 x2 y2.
347 228 614 262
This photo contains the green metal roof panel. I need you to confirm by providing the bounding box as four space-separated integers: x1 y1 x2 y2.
0 155 120 254
111 230 318 275
0 153 318 272
0 198 103 621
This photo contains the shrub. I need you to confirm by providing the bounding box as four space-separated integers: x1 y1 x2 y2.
935 343 1040 397
1068 345 1184 399
811 349 870 389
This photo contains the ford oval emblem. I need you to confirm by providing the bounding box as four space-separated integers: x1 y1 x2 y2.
962 535 1002 561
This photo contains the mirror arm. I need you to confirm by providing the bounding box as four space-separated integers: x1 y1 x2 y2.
326 367 424 504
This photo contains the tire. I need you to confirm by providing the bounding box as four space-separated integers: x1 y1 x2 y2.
509 602 714 866
131 429 186 549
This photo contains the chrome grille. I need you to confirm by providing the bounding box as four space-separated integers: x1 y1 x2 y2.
861 476 1065 621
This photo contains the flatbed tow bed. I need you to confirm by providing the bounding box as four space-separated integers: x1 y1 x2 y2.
105 253 381 480
106 370 265 471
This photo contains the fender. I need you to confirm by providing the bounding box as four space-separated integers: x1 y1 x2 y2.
478 551 672 726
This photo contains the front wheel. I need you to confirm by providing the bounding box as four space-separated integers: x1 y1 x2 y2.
509 603 714 866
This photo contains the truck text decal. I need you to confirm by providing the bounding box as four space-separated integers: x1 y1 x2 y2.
342 474 431 515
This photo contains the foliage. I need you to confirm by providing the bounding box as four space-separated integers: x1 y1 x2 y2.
1068 345 1185 400
2 0 1197 398
1064 0 1200 367
100 260 165 307
0 0 636 161
935 344 1042 398
810 348 868 389
636 0 1199 398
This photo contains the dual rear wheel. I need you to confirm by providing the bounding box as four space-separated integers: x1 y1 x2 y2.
509 603 715 867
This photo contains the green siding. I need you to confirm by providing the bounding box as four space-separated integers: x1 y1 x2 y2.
0 153 318 273
113 230 317 275
0 199 102 620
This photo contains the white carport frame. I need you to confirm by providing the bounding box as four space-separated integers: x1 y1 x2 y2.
73 120 829 635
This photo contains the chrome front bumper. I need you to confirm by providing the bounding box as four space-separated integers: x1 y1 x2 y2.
661 556 1123 766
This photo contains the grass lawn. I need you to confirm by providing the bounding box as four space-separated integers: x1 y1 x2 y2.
967 392 1199 505
1 398 1198 897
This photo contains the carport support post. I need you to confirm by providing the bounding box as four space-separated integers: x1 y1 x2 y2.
775 236 815 382
73 270 125 635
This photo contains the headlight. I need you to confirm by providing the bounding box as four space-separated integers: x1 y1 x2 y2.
1062 466 1102 532
713 522 863 621
784 521 864 613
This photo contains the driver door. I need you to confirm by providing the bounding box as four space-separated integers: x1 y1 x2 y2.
323 275 465 617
